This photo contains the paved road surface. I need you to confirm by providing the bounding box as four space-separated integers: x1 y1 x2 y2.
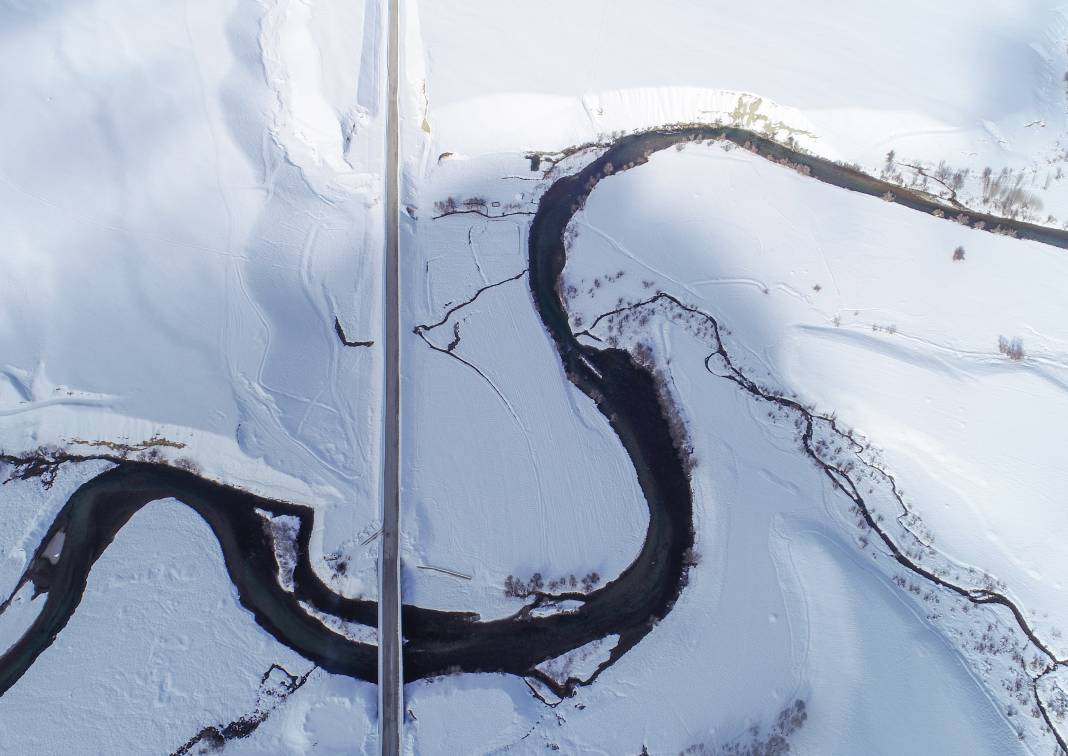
379 0 402 752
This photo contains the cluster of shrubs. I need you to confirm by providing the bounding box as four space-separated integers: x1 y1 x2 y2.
998 336 1025 361
503 571 602 598
433 196 488 215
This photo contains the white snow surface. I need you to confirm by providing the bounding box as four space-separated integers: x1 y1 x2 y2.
397 0 1068 742
415 0 1068 221
0 498 375 754
0 1 383 751
535 634 618 688
0 0 384 567
566 144 1068 647
4 0 1068 754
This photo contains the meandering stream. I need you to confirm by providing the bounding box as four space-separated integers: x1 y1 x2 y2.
3 125 1065 703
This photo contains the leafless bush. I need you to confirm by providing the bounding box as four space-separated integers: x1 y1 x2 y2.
504 571 601 597
563 224 580 250
631 342 655 368
174 457 201 474
933 160 967 192
680 699 808 756
980 166 1043 220
879 150 903 184
658 375 697 476
998 336 1025 361
953 246 965 261
1046 683 1068 721
579 572 601 592
323 550 350 578
432 196 493 216
504 573 541 598
433 197 458 215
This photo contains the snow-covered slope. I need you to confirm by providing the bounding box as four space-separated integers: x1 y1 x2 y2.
0 498 374 754
565 143 1068 647
5 0 1068 754
0 0 392 616
549 141 1068 752
0 0 383 752
398 2 1068 752
400 140 1068 753
414 0 1068 222
0 0 384 538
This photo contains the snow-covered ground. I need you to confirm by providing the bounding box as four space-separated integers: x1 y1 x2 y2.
547 141 1068 752
0 0 382 752
5 0 1068 753
415 0 1068 222
564 143 1068 645
0 0 385 583
401 152 647 619
398 2 1068 752
0 497 376 754
402 145 1065 752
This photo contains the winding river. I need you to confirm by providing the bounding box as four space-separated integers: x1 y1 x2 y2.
3 125 1066 703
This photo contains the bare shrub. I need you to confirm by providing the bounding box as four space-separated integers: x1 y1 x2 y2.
681 699 808 755
1047 683 1068 721
980 167 1043 220
433 197 458 215
953 246 966 261
998 336 1025 361
580 572 601 592
174 457 200 474
504 571 601 597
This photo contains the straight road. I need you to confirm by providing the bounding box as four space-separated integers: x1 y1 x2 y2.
378 0 402 752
